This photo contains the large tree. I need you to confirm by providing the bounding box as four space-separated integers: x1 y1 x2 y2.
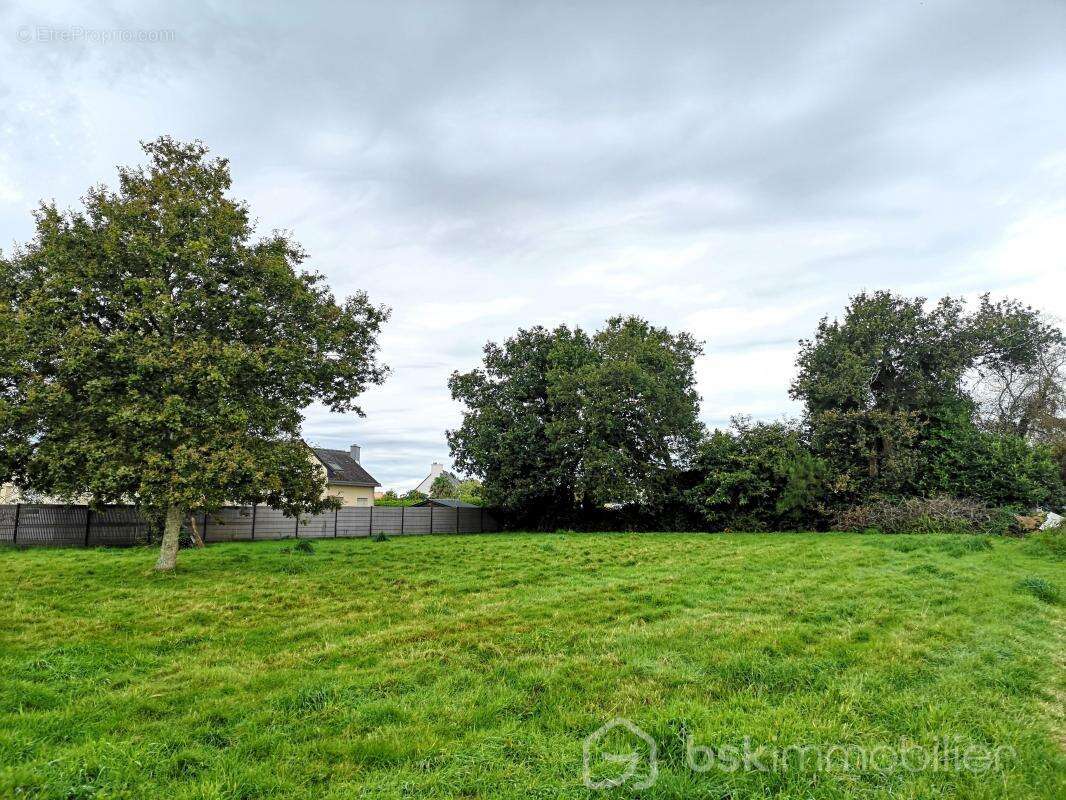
791 291 1063 504
968 297 1065 444
0 138 389 569
448 316 703 523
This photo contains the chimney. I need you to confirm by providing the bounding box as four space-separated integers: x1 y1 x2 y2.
349 444 361 463
430 462 443 476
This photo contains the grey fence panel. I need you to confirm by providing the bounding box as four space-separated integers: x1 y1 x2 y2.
0 505 15 544
12 505 89 547
430 507 458 534
297 511 335 539
266 507 300 540
457 508 483 534
245 506 295 540
1 503 500 548
335 507 370 537
401 507 431 535
370 506 403 535
203 506 255 542
89 506 150 546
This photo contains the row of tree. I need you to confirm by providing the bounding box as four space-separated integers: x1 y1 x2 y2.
2 136 1062 574
448 294 1065 529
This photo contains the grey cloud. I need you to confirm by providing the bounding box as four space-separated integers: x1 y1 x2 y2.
1 0 1064 488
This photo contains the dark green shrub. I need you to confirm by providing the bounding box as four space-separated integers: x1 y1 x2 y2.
776 450 833 527
918 409 1065 508
807 408 922 499
1052 438 1066 495
294 539 315 554
688 417 829 531
371 531 389 542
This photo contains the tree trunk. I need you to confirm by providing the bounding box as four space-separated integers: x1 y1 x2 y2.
155 505 184 571
187 513 204 548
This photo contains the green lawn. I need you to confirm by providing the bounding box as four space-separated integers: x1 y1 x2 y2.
0 532 1063 799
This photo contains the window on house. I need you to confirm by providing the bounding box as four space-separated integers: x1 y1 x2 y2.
356 497 369 506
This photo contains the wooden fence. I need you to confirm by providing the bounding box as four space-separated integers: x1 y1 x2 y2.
0 504 499 548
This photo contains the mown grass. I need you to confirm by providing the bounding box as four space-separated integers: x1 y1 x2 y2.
0 532 1063 799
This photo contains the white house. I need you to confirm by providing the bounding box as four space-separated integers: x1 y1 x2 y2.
413 461 460 495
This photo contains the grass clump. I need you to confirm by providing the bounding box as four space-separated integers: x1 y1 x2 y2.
958 535 994 552
280 539 315 555
1017 576 1061 604
1024 528 1066 560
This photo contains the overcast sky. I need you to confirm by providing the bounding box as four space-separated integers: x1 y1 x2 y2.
2 1 1065 490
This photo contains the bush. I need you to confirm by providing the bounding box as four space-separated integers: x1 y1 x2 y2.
1052 438 1066 497
776 450 834 527
688 418 830 531
835 495 1018 536
375 490 427 507
917 409 1065 508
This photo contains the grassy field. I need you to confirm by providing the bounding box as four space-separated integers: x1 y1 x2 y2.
0 532 1063 799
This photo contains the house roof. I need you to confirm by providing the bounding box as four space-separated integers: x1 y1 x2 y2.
414 498 479 508
312 448 380 487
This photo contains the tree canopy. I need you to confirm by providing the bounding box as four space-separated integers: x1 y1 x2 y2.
0 137 389 569
791 291 1063 505
374 489 428 507
448 316 703 524
688 417 831 532
429 474 459 499
428 475 483 505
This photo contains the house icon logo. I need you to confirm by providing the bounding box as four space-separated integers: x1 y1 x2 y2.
582 717 658 790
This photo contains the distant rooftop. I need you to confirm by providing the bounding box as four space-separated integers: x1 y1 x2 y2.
312 448 380 487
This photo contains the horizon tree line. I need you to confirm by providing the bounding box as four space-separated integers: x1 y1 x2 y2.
2 137 1062 571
